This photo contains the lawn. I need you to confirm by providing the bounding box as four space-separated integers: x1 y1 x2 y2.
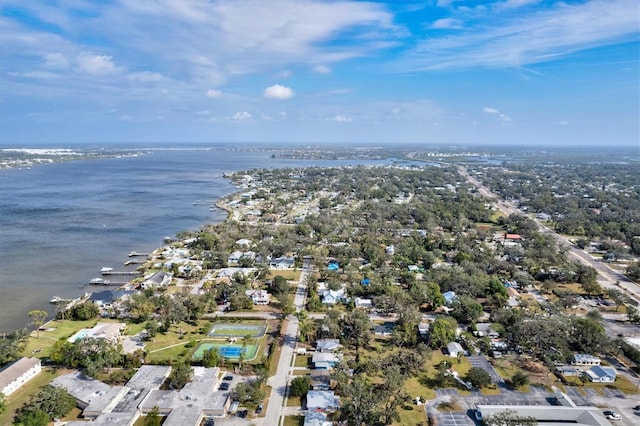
404 376 435 401
283 416 303 426
286 395 302 407
394 403 427 426
20 318 100 359
268 270 301 281
563 375 639 394
0 367 58 425
294 354 310 368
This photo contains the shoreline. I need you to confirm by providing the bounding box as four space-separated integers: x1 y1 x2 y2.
8 173 243 335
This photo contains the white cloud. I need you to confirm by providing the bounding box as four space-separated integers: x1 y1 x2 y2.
556 120 569 126
483 107 512 122
128 71 164 82
43 53 68 69
232 111 252 121
332 115 352 122
206 89 223 98
264 84 295 100
76 52 124 76
430 18 464 30
313 65 332 74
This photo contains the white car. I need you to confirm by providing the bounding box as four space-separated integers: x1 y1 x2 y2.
603 410 621 421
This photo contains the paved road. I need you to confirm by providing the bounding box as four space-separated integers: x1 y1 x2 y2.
262 261 310 425
459 166 640 303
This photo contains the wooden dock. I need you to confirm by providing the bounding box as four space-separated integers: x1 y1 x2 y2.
124 259 145 266
101 271 141 276
84 280 129 287
128 251 150 257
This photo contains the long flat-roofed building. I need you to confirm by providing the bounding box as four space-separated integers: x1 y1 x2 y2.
0 357 41 396
477 404 611 426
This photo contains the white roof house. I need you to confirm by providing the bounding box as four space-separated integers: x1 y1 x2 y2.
0 357 41 396
447 342 464 357
306 390 340 412
316 339 341 352
354 297 373 310
245 289 271 305
571 354 601 366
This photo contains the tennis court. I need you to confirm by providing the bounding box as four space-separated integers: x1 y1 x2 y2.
193 342 259 361
208 323 267 338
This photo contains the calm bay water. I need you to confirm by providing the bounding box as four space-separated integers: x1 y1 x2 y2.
0 146 405 331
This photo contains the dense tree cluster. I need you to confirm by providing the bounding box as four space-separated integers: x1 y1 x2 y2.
474 162 640 256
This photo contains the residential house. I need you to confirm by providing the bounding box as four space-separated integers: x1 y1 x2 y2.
68 322 126 343
235 239 252 247
227 250 243 265
312 352 340 370
310 370 331 391
447 342 464 358
475 323 499 338
245 289 271 305
269 256 295 269
307 390 340 412
142 271 172 290
375 322 394 337
89 290 132 309
354 297 373 310
304 411 332 426
321 289 346 305
317 282 347 305
571 354 601 366
0 357 41 396
316 339 340 352
583 366 616 383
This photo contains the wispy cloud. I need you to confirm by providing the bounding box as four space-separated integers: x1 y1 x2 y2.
483 106 512 122
410 0 639 69
430 18 464 30
332 115 353 122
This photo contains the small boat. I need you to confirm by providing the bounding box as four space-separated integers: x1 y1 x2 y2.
89 278 104 284
100 267 113 274
50 296 69 304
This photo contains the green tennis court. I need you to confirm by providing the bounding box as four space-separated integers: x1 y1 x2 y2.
208 323 267 338
193 342 259 361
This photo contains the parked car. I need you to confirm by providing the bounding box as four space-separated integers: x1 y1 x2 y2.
236 409 248 418
219 382 230 391
223 375 233 381
603 411 621 420
255 403 264 414
633 405 640 411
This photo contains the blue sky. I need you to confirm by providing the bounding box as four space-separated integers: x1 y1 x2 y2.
1 0 638 146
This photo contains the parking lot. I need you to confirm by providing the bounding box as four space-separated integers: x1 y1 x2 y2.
468 356 502 384
435 410 474 426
